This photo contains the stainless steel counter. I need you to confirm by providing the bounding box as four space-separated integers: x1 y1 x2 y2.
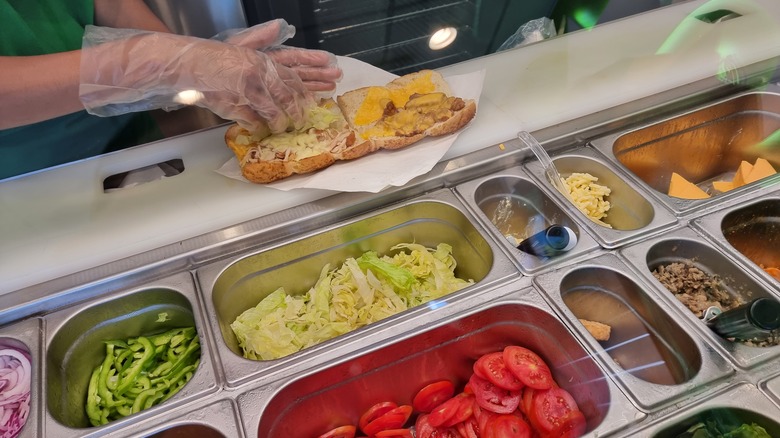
4 0 780 297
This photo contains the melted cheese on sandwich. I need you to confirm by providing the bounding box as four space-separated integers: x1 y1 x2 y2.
235 105 345 162
361 93 464 139
354 71 436 126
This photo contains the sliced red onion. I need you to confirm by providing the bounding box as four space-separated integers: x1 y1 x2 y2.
0 348 31 438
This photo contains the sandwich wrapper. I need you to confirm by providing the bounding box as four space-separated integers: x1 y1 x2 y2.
216 56 486 193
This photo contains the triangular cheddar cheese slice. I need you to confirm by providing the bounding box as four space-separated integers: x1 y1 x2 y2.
712 180 734 192
669 172 710 199
744 158 777 184
732 160 754 187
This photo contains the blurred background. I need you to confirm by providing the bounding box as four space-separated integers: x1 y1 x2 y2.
146 0 684 75
142 0 688 138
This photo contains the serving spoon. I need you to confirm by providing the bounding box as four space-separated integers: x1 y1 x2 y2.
517 131 569 196
517 131 613 228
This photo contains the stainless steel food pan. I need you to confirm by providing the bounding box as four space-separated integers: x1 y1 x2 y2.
524 146 678 249
624 383 780 437
235 281 643 438
455 166 601 275
762 371 780 408
692 195 780 288
42 272 218 437
534 253 733 411
128 399 241 438
592 88 780 216
0 318 41 438
197 189 519 387
620 227 780 370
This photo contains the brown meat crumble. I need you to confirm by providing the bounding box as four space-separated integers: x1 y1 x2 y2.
652 261 780 347
652 261 742 318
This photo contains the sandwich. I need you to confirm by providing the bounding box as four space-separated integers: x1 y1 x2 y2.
337 69 477 150
224 69 476 184
224 98 372 184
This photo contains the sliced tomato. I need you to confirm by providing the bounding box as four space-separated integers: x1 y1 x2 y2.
416 414 436 438
318 425 357 438
502 346 554 390
362 405 413 436
359 401 398 432
475 352 525 391
529 387 581 434
435 428 461 438
429 393 473 427
413 380 456 413
455 416 479 438
510 407 529 423
549 409 587 438
415 415 459 438
468 374 521 414
375 428 413 438
428 396 459 428
474 403 498 432
472 360 487 379
483 414 531 438
442 394 474 427
473 403 497 435
456 422 469 438
520 387 536 416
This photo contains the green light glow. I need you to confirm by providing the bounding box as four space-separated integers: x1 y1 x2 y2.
573 8 600 29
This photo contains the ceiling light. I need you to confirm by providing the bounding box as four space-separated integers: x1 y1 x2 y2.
429 27 457 50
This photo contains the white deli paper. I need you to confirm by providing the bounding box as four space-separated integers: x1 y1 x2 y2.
217 56 485 193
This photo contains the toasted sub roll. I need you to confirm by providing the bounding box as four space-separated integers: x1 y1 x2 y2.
224 70 476 184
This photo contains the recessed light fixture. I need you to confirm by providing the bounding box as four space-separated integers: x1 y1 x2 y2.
429 27 457 50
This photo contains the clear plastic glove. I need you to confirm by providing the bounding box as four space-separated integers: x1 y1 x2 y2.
80 25 312 133
216 19 343 94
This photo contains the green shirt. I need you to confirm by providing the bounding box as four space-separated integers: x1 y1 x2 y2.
0 0 161 180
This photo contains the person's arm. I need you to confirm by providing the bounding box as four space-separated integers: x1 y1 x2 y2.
2 3 341 133
0 52 83 129
94 0 170 32
0 0 168 130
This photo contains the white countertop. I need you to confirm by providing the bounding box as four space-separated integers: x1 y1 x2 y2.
2 0 780 294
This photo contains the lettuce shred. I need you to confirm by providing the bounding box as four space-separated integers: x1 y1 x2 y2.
677 420 772 438
230 243 473 360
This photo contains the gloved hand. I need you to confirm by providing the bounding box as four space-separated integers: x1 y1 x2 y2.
215 20 343 94
80 25 314 133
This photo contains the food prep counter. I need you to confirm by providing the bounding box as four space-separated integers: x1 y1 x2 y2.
1 0 780 437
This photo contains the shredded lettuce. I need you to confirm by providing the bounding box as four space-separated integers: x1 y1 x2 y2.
356 251 416 292
230 243 473 360
677 421 772 438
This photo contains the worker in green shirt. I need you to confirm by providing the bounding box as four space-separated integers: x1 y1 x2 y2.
0 0 342 180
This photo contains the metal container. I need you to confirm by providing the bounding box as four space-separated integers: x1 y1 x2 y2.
762 371 780 407
625 383 780 437
455 166 600 274
197 190 519 387
235 282 644 438
534 253 733 411
0 318 40 438
4 82 780 438
693 195 780 288
129 400 241 438
620 227 780 369
524 147 678 249
42 272 218 437
592 88 780 216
